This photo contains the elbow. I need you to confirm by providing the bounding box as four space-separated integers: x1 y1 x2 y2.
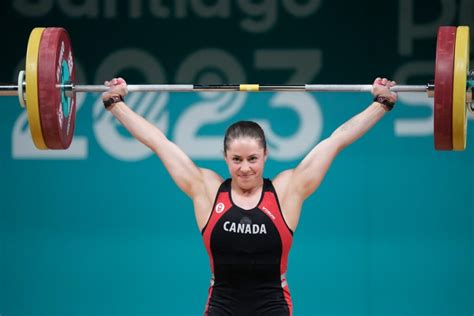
140 136 157 152
147 131 169 153
328 133 350 152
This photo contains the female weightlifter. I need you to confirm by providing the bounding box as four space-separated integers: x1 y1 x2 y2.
102 77 397 315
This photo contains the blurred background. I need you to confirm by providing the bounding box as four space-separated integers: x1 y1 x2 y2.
0 0 473 315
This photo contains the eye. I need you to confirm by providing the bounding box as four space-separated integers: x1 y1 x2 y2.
249 156 257 162
232 157 241 162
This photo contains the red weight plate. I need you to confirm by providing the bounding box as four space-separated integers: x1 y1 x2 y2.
38 27 76 149
434 26 456 150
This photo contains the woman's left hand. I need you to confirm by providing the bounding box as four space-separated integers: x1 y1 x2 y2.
102 77 128 102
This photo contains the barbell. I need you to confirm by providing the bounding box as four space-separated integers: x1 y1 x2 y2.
0 26 472 151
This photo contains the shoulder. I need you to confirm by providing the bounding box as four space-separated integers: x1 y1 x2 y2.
271 169 294 200
199 168 224 182
198 168 225 194
269 171 303 232
272 169 294 188
192 169 225 231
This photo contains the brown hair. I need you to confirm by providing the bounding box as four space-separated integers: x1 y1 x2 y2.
223 121 267 155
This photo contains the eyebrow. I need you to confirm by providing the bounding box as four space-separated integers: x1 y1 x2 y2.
231 154 259 158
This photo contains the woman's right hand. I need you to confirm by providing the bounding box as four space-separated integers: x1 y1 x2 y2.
371 77 397 103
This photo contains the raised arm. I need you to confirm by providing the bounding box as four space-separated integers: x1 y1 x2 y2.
101 78 222 227
274 78 397 229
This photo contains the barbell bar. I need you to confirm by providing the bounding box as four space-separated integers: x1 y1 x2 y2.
0 82 431 95
0 26 472 151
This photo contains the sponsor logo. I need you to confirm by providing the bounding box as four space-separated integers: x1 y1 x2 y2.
261 206 275 220
215 202 225 214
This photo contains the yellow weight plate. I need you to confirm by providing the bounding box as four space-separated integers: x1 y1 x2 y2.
452 26 470 151
26 27 47 149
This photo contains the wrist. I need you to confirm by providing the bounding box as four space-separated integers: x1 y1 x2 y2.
373 95 395 112
103 95 124 110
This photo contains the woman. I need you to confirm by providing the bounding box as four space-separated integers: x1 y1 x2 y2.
102 77 397 315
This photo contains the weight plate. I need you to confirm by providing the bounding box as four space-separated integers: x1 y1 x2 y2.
26 27 47 149
38 27 76 149
452 26 470 151
434 26 456 150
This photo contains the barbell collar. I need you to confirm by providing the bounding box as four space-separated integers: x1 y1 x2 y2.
427 81 435 98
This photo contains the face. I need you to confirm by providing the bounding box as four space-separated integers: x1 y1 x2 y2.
224 137 268 191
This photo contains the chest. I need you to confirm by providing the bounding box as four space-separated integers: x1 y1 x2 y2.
231 191 262 210
210 207 282 258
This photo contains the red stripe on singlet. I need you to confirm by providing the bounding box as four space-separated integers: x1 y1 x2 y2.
202 191 232 314
258 191 293 315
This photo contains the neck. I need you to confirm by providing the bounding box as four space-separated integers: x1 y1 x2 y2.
231 178 264 196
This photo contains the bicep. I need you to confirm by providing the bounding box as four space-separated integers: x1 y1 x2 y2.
289 136 343 199
192 168 223 231
273 137 344 231
150 138 209 197
111 106 204 197
273 170 304 231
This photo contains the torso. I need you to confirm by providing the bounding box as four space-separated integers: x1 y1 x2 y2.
201 178 294 315
194 169 301 233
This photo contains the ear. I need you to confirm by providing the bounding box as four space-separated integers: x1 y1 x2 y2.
264 148 269 161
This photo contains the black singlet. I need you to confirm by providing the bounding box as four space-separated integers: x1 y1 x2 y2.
201 178 294 316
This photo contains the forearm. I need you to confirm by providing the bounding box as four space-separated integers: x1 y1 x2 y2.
109 101 166 149
331 102 388 148
289 104 384 199
288 78 396 200
109 101 203 195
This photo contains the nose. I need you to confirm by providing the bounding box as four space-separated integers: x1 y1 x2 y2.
240 161 251 173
